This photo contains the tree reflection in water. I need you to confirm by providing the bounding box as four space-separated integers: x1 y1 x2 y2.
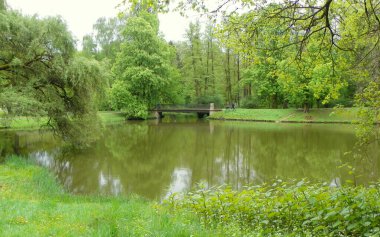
2 119 379 199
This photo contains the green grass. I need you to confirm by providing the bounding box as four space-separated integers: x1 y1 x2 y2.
1 108 360 130
210 108 359 123
0 116 49 130
98 111 127 124
0 111 127 130
1 156 379 236
0 156 216 237
211 108 295 121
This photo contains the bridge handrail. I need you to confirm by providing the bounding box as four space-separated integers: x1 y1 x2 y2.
153 104 220 110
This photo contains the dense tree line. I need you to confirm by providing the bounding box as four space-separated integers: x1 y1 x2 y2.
170 0 379 143
81 0 368 113
1 0 379 145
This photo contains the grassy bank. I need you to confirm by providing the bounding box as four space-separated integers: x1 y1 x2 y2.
0 111 127 130
209 108 359 123
1 156 379 236
98 111 127 124
0 156 213 237
0 109 362 130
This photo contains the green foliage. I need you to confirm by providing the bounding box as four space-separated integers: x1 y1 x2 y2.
83 16 127 63
121 0 170 14
0 10 106 146
175 20 238 106
242 62 284 109
0 11 74 116
355 81 380 146
0 0 6 11
82 35 97 57
109 81 148 119
194 94 224 107
240 96 262 109
111 13 179 118
166 180 380 236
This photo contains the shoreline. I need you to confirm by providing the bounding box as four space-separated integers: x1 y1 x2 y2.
208 117 356 124
1 109 378 131
207 108 366 124
1 156 378 236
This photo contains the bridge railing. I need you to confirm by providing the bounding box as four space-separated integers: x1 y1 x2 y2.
153 104 219 110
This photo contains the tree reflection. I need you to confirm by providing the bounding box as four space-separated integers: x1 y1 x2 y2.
2 119 379 199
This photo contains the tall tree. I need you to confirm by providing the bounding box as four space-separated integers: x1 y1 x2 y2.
185 21 204 98
0 10 105 146
93 17 125 62
82 34 97 57
111 12 178 118
177 21 226 106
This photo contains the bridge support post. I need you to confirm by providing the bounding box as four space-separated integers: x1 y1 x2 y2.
209 103 215 116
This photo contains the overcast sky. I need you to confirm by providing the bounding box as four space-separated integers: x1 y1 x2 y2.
7 0 191 46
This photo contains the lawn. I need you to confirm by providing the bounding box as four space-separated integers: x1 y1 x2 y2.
209 108 359 123
0 111 127 130
0 156 214 237
98 111 127 123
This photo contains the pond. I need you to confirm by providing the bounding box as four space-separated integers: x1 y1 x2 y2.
1 117 379 200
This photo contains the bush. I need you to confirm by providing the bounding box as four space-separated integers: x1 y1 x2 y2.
240 96 262 109
194 95 224 108
165 180 380 236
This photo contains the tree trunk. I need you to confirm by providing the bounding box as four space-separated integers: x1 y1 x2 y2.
237 53 241 106
205 40 210 94
190 41 200 97
303 103 310 113
211 33 215 94
225 48 232 104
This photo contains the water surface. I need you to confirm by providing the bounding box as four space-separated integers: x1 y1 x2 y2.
1 118 379 199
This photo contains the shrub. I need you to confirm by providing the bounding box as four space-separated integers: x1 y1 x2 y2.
194 95 224 108
240 96 262 109
165 180 380 236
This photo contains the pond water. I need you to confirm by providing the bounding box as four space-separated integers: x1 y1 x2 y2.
0 117 379 200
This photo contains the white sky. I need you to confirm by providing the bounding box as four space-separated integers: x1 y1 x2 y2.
7 0 192 46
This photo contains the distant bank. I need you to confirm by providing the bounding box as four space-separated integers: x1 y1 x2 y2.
0 108 375 130
208 108 361 124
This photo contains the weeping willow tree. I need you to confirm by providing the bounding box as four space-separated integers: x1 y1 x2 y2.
0 0 6 11
0 7 106 146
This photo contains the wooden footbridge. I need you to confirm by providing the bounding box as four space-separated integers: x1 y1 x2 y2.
150 103 222 118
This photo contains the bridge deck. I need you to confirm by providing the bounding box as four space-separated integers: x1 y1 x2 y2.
150 104 222 118
151 108 222 113
150 104 222 113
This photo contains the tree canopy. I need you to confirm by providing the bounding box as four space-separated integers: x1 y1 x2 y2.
110 11 179 118
0 9 105 146
171 0 379 142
